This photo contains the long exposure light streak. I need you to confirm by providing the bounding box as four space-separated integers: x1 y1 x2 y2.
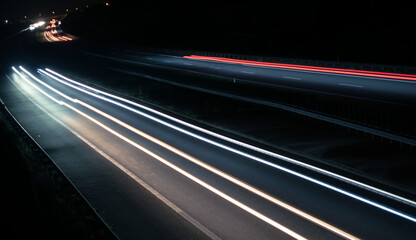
41 68 416 223
42 67 416 209
184 55 416 82
13 66 307 240
36 69 356 239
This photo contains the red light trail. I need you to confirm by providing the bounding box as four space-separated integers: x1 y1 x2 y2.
184 55 416 81
43 19 72 42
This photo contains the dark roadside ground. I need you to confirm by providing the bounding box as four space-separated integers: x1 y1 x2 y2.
0 101 212 240
1 24 115 240
0 102 117 239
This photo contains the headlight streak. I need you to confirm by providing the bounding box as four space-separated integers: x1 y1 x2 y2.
41 68 416 223
42 68 416 208
14 66 307 240
36 69 357 239
19 67 73 102
8 72 220 240
29 21 45 31
12 67 62 105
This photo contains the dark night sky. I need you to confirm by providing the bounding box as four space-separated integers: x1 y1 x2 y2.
0 0 104 20
2 1 416 65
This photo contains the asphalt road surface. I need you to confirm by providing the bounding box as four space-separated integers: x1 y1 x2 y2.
100 49 416 106
1 28 416 239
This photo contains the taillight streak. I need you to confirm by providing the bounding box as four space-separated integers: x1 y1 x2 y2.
184 55 416 81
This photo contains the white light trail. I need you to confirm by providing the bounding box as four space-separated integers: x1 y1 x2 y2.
12 67 62 105
29 21 45 31
8 74 220 240
14 66 307 240
43 68 416 209
64 102 307 240
41 68 416 223
19 66 73 102
37 69 358 239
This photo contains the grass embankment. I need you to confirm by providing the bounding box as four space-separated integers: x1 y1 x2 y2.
0 103 116 240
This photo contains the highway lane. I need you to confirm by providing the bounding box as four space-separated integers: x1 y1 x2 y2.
4 66 333 239
20 22 416 106
12 66 342 239
37 68 416 208
107 50 416 105
3 27 412 238
1 65 415 239
22 22 416 105
0 69 213 240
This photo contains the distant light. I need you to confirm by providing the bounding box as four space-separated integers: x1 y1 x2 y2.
52 11 55 14
38 13 42 16
5 19 8 23
105 2 109 6
29 20 45 30
66 9 69 12
86 5 89 8
24 16 27 19
75 8 78 11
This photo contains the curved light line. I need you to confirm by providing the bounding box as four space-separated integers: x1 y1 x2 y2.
41 68 416 222
75 98 358 240
43 67 416 209
20 66 73 101
12 67 62 105
64 102 307 240
14 67 307 240
37 69 358 239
